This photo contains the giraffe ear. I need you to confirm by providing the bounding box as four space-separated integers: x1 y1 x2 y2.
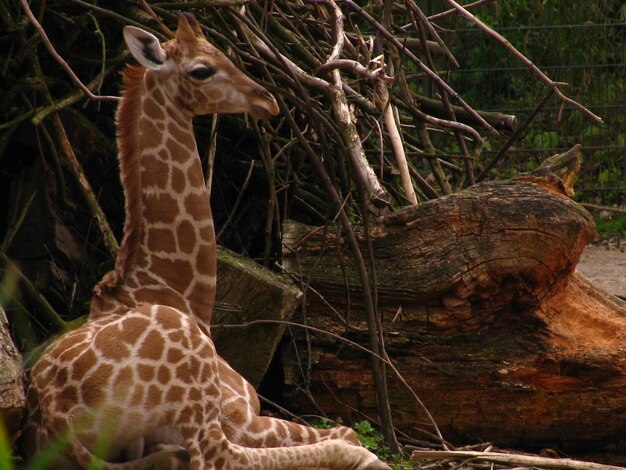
123 26 167 70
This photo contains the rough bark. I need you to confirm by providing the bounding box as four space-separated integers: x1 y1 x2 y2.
212 246 302 388
0 305 25 444
280 145 626 451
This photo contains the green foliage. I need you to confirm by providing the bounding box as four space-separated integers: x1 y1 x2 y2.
530 131 558 152
598 169 613 186
443 0 625 202
595 214 626 239
352 421 414 469
0 423 13 470
390 456 416 470
311 418 335 430
306 419 414 467
354 420 386 454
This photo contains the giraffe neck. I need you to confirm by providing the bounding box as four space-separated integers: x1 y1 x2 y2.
92 65 214 332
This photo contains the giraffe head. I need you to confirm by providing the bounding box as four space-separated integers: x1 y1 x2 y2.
123 13 279 119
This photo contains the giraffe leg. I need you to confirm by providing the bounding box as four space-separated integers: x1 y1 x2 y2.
160 307 389 470
28 305 387 470
219 357 361 448
68 438 190 470
107 373 361 468
217 358 373 470
143 427 189 470
175 319 386 469
125 434 190 470
222 394 360 448
88 354 361 467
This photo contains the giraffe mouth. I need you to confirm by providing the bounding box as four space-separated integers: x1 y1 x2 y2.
250 102 280 120
249 89 280 119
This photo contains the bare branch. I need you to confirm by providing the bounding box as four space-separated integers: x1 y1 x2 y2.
19 0 120 103
341 0 497 134
376 71 419 205
394 96 485 144
137 0 174 38
405 1 478 184
316 59 393 82
235 9 390 207
477 88 554 181
427 0 494 21
580 203 626 215
402 0 459 67
444 0 604 124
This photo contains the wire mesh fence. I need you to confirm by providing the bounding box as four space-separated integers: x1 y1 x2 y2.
445 21 626 205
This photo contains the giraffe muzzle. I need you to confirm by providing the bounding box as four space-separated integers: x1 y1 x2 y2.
249 88 280 119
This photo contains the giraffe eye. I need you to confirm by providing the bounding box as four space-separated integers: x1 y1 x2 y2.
189 66 216 80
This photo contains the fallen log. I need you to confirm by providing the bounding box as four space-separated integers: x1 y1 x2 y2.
280 145 626 451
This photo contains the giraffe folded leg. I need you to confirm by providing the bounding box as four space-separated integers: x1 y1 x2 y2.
28 306 389 470
219 356 362 448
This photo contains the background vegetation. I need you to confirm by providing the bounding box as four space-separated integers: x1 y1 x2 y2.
444 0 626 205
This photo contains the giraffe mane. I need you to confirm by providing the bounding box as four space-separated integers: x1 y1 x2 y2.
95 65 146 293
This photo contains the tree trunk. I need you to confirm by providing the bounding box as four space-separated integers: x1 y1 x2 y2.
0 305 25 444
280 145 626 451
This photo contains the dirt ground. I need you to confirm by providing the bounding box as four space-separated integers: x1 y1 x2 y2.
577 241 626 299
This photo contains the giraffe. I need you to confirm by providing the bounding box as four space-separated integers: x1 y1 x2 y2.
89 11 362 456
21 13 386 469
92 10 361 456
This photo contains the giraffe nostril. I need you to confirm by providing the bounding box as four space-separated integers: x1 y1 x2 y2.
258 88 273 100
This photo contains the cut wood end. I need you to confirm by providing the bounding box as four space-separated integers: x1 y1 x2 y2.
517 144 582 197
370 187 392 209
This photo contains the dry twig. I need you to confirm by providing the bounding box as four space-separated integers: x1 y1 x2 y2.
411 450 626 470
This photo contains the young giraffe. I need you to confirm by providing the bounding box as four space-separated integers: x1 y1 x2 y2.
88 12 362 456
21 14 385 470
92 12 361 456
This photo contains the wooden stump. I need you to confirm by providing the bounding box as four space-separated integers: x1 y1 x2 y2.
212 246 302 387
280 145 626 450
